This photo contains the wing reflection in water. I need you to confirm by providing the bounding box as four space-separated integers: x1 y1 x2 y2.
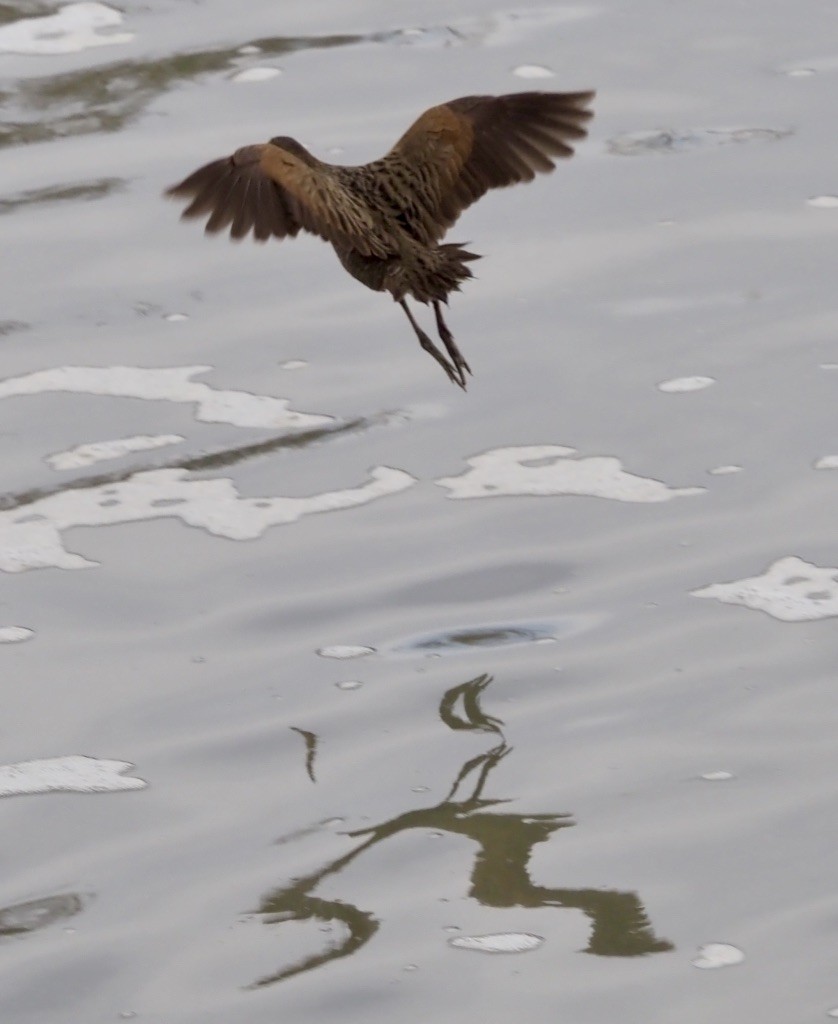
247 674 672 987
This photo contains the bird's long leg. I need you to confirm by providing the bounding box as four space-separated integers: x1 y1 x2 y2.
433 301 471 383
399 299 466 390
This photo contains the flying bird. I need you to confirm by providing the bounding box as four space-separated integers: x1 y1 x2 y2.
166 90 595 389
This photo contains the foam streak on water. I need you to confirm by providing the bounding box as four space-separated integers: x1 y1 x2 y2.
436 445 704 502
0 366 332 430
0 756 146 797
692 557 838 621
0 467 416 572
0 3 134 55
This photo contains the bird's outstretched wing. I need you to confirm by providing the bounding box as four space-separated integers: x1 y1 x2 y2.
166 141 391 257
375 90 595 243
166 145 297 242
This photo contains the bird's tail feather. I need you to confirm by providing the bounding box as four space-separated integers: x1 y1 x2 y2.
414 242 481 303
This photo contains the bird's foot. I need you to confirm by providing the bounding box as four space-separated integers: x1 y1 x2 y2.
433 301 471 387
417 330 468 390
400 298 467 390
437 325 471 387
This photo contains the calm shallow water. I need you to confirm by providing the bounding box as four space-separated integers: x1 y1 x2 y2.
2 1 838 1021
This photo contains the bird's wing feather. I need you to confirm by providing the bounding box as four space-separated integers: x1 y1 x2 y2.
166 142 391 256
376 90 594 242
165 144 299 242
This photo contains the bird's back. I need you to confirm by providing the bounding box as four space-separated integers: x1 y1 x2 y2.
166 91 593 255
164 90 594 387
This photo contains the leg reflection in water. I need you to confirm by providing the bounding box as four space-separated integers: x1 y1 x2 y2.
248 674 672 988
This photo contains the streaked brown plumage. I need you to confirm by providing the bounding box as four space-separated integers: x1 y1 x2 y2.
166 90 595 388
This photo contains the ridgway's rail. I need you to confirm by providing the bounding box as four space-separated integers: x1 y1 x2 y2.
166 90 595 389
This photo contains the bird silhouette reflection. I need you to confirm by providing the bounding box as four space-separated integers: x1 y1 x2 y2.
248 673 671 987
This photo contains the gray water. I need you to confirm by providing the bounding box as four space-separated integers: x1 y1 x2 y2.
2 1 838 1021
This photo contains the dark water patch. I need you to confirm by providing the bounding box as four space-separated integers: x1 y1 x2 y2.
390 620 561 655
0 177 124 214
0 319 28 335
0 3 52 26
0 893 85 937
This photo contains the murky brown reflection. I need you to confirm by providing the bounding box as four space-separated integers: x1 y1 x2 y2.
250 675 672 988
1 23 451 150
0 177 124 214
2 35 351 149
0 2 47 28
290 726 318 784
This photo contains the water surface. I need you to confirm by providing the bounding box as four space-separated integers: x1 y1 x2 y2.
2 1 838 1021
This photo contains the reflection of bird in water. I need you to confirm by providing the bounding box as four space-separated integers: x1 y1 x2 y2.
166 91 594 389
249 675 670 988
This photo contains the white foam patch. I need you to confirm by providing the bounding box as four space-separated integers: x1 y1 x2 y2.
449 932 544 954
0 626 34 643
436 445 704 503
0 756 146 797
657 376 716 393
807 195 838 208
701 770 735 781
0 366 332 430
231 67 282 83
0 467 414 573
512 64 555 79
692 556 838 621
317 645 375 660
708 465 742 475
0 3 133 55
814 455 838 469
47 434 184 471
692 943 744 969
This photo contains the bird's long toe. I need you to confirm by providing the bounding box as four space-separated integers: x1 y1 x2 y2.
433 302 471 385
400 298 467 389
418 333 467 390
